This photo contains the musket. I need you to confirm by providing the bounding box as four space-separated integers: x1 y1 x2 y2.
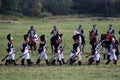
16 48 31 61
1 55 9 62
66 50 82 64
49 43 66 63
85 48 103 58
1 49 17 62
16 55 23 61
48 54 57 63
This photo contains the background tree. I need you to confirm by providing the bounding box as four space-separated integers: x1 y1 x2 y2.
41 0 73 15
1 0 19 14
19 0 42 16
0 0 120 17
0 0 1 12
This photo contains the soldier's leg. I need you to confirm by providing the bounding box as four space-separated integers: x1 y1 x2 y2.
88 57 94 65
103 48 106 60
71 59 76 65
5 55 10 65
70 55 77 65
61 53 65 64
58 53 62 66
119 38 120 44
105 60 111 65
107 52 111 60
21 58 25 66
114 60 117 65
21 53 25 66
36 59 41 65
36 52 44 65
96 53 100 65
50 50 57 65
106 54 111 65
69 52 75 65
69 58 73 65
96 61 99 65
44 53 49 66
50 54 57 65
113 54 117 65
11 53 17 66
26 53 33 66
51 59 56 65
78 54 82 66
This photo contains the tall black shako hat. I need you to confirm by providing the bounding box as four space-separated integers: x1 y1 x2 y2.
73 34 79 41
7 33 11 41
40 35 45 41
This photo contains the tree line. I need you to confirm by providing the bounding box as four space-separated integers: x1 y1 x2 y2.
0 0 120 17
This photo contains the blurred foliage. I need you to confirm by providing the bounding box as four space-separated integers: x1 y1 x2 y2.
0 0 120 17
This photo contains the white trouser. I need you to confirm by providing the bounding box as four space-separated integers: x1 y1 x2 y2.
110 49 117 60
60 52 64 59
6 52 15 60
38 51 48 60
77 53 81 61
54 50 62 61
93 51 100 61
22 50 30 59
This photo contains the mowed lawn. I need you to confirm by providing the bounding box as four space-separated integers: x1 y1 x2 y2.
0 18 120 80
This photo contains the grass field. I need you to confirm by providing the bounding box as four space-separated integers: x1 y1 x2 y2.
0 17 120 80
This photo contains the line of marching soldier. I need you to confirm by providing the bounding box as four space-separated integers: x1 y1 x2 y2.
1 24 119 66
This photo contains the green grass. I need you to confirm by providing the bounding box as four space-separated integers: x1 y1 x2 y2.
0 17 120 80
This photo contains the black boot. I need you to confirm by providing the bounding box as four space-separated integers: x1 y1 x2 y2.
107 55 110 60
78 61 82 66
51 59 56 65
96 61 99 65
27 59 32 66
69 58 73 65
103 54 106 60
88 61 93 65
5 60 9 65
114 60 117 65
45 60 49 66
12 60 17 66
99 58 100 63
59 60 62 66
105 60 111 65
62 59 66 64
9 59 12 64
36 59 41 65
21 59 25 66
88 57 94 65
71 59 76 65
30 59 34 64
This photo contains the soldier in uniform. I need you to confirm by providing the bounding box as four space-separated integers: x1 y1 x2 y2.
50 26 59 52
107 24 114 36
50 34 65 66
28 26 36 36
74 25 85 51
21 34 33 66
5 34 17 65
105 38 117 65
69 34 82 66
36 35 49 66
51 26 59 38
88 41 100 65
91 25 98 35
28 26 38 53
